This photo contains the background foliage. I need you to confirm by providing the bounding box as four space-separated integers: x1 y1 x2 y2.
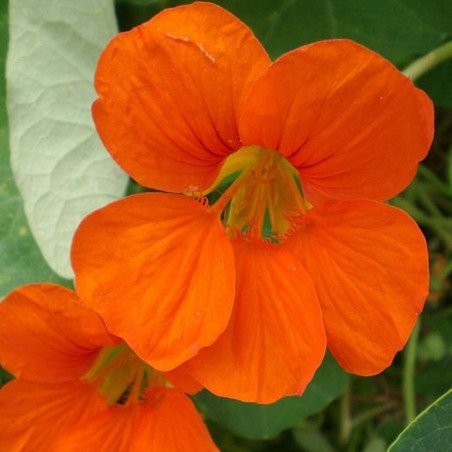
1 0 452 450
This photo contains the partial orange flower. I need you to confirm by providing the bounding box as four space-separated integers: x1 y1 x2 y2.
72 2 433 403
0 284 217 451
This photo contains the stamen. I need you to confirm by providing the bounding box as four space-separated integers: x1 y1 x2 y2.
82 344 126 382
210 146 309 240
248 182 268 237
211 169 250 215
275 161 306 215
125 361 147 405
266 189 278 239
211 155 269 215
83 344 166 406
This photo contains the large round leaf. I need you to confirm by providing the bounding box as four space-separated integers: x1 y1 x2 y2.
194 354 348 440
389 388 452 451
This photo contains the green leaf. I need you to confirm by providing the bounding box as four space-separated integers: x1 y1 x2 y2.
117 0 165 4
115 0 169 31
195 354 348 440
416 310 452 399
449 146 452 190
0 0 70 296
121 1 452 107
292 426 336 452
0 366 13 386
115 1 452 111
7 0 128 279
171 0 452 63
418 59 452 108
388 388 452 451
363 437 387 452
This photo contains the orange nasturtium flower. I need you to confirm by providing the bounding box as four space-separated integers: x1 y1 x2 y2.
71 2 433 403
0 284 217 451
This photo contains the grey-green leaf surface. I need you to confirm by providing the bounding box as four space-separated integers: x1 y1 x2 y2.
194 354 348 440
389 388 452 451
0 0 70 297
7 0 128 279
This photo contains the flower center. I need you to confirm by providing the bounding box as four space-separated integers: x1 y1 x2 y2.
211 146 309 240
83 343 166 406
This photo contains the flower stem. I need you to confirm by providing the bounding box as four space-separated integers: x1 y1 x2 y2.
351 401 398 429
403 319 421 424
403 41 452 81
339 380 352 445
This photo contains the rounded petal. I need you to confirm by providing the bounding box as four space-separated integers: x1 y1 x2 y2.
285 200 429 375
71 193 235 371
60 387 218 452
240 39 434 202
0 380 106 452
0 284 114 383
188 238 326 404
94 2 270 193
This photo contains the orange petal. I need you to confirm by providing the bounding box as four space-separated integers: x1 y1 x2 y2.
60 387 218 452
165 366 203 395
240 39 434 202
0 380 106 451
285 200 428 375
0 284 113 383
94 2 270 193
187 238 326 404
71 193 235 371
